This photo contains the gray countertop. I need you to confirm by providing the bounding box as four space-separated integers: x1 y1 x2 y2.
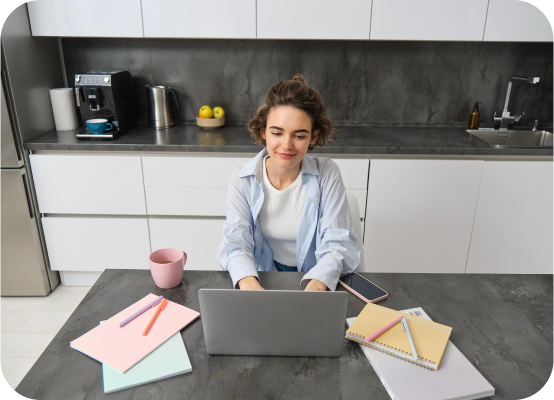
15 270 553 400
24 124 553 157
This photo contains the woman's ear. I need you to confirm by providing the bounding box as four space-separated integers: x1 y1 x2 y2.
310 130 320 145
260 128 266 140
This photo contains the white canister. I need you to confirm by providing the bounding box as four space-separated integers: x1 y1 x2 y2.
49 88 79 131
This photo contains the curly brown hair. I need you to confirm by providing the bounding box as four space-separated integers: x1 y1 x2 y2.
248 74 334 150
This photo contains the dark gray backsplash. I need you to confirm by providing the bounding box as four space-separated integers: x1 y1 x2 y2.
62 38 553 126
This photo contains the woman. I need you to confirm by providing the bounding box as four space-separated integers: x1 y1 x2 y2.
216 74 360 291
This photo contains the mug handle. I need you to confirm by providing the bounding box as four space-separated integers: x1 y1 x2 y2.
182 251 187 265
105 123 113 132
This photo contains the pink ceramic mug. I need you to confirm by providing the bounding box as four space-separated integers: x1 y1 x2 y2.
149 248 187 289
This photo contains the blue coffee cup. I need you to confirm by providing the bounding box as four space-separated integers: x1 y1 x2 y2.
86 119 113 134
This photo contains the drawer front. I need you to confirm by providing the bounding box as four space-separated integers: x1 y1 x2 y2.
30 155 146 215
143 156 369 189
146 187 227 216
42 217 151 271
331 159 369 190
142 156 251 187
149 218 225 271
143 156 368 217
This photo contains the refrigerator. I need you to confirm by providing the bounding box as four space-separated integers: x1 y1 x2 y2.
1 4 63 295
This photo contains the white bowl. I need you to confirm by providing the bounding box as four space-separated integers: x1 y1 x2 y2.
196 116 225 130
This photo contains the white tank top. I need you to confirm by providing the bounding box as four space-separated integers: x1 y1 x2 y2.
259 155 307 266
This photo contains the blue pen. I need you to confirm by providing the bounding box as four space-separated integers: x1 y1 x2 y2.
119 295 164 327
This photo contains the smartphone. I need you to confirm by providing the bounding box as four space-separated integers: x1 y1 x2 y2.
338 272 388 303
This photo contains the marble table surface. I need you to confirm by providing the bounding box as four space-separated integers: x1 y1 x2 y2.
15 270 553 400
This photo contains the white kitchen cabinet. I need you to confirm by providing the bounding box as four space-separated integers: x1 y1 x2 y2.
484 0 553 42
27 0 144 37
364 159 484 273
30 154 146 215
142 156 368 217
257 0 372 40
331 159 369 190
141 0 256 38
370 0 488 41
142 156 250 187
466 161 553 274
42 217 151 271
146 187 228 216
149 218 225 271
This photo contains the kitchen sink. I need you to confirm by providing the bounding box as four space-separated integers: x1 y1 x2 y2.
467 129 553 148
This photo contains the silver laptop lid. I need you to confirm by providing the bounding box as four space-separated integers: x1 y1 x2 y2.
199 289 348 357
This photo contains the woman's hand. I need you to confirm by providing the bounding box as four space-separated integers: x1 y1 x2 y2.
304 279 327 291
238 276 264 290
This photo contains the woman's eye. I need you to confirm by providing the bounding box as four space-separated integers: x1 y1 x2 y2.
296 136 306 139
272 132 281 136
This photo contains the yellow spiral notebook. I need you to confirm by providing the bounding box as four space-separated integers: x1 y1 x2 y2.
345 303 452 370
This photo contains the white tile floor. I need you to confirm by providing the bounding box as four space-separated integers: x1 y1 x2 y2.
1 285 91 389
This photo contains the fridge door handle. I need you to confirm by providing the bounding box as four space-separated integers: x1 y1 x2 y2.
21 173 34 219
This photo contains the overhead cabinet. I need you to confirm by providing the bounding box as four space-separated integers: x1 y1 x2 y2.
257 0 372 40
141 0 256 38
370 0 489 41
26 0 552 41
483 0 553 42
27 0 144 37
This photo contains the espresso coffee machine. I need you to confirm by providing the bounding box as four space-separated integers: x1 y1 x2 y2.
74 71 135 139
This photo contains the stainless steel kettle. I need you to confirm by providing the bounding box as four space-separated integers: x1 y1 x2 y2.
146 85 181 129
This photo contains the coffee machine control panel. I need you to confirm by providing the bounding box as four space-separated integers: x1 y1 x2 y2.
75 74 111 86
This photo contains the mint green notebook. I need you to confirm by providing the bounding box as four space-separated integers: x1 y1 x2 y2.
101 322 192 393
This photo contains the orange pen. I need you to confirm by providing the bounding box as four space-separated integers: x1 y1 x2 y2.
142 298 167 336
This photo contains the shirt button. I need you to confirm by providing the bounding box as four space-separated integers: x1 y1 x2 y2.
314 198 319 202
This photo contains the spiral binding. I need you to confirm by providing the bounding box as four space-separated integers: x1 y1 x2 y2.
347 333 436 369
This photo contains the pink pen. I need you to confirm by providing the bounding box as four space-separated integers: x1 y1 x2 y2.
364 315 403 343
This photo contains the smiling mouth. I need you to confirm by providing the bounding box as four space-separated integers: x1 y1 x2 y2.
278 153 295 156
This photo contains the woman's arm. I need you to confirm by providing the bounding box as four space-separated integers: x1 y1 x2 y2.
301 159 361 291
216 167 263 289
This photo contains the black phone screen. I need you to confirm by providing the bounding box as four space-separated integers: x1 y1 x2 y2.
339 273 387 301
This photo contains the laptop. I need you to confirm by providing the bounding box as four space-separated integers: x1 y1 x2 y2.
198 289 348 357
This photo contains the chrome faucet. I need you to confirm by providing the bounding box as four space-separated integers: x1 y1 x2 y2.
494 76 540 130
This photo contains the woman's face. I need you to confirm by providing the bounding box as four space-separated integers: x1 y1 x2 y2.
261 106 319 170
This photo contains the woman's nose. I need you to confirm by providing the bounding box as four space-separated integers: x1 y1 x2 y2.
282 136 293 150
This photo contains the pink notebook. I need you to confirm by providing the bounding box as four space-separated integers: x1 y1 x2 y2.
70 294 200 373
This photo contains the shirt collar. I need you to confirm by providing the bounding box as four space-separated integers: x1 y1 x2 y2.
239 148 320 183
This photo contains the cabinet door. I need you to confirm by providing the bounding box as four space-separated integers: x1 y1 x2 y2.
484 0 553 42
370 0 488 41
30 155 146 215
42 217 151 271
466 162 553 274
149 218 225 271
27 0 144 37
364 159 483 273
141 0 256 38
257 0 372 39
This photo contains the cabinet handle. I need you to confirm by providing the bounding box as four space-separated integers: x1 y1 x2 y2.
21 173 34 219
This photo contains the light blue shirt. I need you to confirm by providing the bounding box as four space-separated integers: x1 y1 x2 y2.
216 148 360 290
